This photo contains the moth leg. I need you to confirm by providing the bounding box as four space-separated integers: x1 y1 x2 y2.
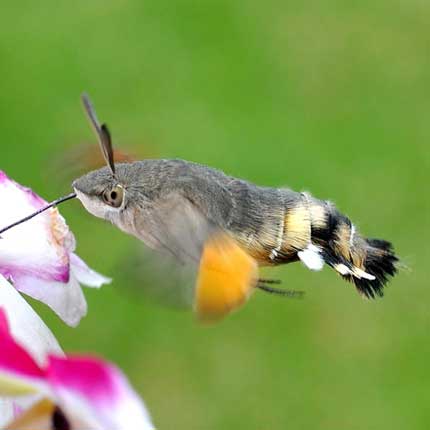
258 278 282 285
256 279 305 298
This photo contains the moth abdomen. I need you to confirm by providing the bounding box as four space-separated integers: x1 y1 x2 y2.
281 192 398 298
229 185 398 298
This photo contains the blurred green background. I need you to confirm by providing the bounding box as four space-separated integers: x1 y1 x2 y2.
1 1 429 429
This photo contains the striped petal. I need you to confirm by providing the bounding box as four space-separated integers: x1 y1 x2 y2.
0 277 62 427
47 355 154 430
0 275 62 364
0 308 48 398
0 306 153 429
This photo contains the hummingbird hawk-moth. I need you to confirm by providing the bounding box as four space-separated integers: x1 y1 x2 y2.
0 94 398 322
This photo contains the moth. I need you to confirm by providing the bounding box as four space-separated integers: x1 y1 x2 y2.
1 95 398 322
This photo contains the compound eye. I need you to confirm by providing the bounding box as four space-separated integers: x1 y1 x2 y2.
102 185 124 208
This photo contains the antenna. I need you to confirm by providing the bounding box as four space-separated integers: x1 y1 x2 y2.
81 93 116 175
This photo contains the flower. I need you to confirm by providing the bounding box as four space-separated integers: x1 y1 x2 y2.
0 274 63 426
0 171 110 326
0 307 154 429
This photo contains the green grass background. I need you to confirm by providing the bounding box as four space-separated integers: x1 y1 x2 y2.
1 1 429 429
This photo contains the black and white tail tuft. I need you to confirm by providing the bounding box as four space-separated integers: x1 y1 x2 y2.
307 199 398 298
349 238 398 298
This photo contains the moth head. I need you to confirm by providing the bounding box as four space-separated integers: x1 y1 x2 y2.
72 166 127 219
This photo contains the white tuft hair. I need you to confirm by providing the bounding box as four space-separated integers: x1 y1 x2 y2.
298 244 324 271
334 263 351 275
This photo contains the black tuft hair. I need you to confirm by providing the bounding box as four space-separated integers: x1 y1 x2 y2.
350 239 398 299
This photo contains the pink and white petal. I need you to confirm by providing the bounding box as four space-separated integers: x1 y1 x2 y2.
47 355 154 430
0 399 14 426
16 276 87 328
0 395 50 430
0 172 73 285
0 309 49 398
2 397 62 430
70 254 111 288
0 275 62 365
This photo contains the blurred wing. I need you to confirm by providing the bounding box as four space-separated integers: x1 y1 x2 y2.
133 193 259 322
143 193 210 264
121 245 198 310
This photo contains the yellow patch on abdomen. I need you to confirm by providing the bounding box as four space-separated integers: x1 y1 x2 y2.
281 205 311 253
309 203 327 229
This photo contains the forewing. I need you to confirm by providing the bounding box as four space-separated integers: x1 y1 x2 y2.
146 193 211 264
